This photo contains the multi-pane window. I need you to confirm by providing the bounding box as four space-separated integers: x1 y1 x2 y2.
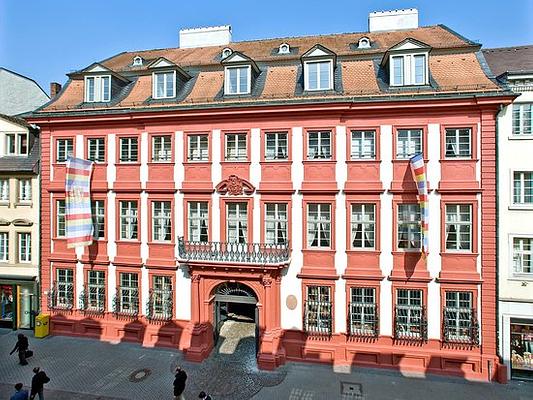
225 133 247 161
118 272 139 314
513 172 533 204
396 129 422 159
87 138 105 162
445 204 472 251
351 130 375 159
0 233 8 262
349 287 378 336
56 200 66 237
87 270 105 311
18 233 31 263
513 238 533 274
225 66 250 95
56 269 73 308
307 203 331 248
227 203 248 243
150 275 173 320
445 128 471 158
392 56 404 86
56 138 73 163
85 75 111 102
120 137 138 162
188 134 209 161
91 200 105 239
152 201 171 242
0 179 8 202
153 72 175 99
265 203 288 245
305 60 333 91
152 135 172 162
513 103 533 135
6 133 28 155
351 204 375 249
444 291 477 344
395 289 425 340
397 204 421 250
265 132 288 160
391 54 427 86
307 131 331 159
304 286 332 334
18 179 31 202
120 201 138 240
188 202 208 242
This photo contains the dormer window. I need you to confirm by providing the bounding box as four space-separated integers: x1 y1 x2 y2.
153 71 176 99
304 60 333 91
85 75 111 102
279 43 290 54
391 54 427 86
225 66 251 95
133 56 143 66
222 48 233 59
358 37 371 49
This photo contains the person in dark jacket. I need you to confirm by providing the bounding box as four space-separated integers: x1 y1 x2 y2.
173 366 187 400
9 333 29 365
10 383 29 400
30 367 50 400
198 391 212 400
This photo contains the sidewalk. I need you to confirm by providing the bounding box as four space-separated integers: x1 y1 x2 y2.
0 328 531 399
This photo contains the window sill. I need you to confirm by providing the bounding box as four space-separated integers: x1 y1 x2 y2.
346 159 380 163
346 249 380 254
0 201 9 207
303 159 336 163
184 160 211 164
14 202 33 207
392 250 424 254
117 162 141 166
147 241 174 246
116 239 141 244
509 135 533 140
508 205 533 211
148 161 175 165
508 276 533 282
221 160 251 164
439 158 477 162
90 162 108 166
260 159 292 163
303 248 335 253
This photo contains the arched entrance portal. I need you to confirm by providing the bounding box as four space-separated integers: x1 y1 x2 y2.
213 282 259 354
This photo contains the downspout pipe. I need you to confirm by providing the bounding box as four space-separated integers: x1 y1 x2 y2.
495 103 503 367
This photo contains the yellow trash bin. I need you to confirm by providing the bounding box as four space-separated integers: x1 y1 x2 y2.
34 314 50 338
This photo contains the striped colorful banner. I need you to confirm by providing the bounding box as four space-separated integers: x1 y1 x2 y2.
410 153 429 256
66 157 94 248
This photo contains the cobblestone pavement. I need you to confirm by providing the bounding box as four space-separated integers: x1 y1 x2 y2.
0 327 532 399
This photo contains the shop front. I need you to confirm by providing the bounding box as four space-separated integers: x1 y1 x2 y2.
0 277 37 330
510 320 533 380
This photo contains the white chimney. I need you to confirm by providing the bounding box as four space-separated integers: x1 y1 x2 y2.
179 25 232 49
368 8 419 33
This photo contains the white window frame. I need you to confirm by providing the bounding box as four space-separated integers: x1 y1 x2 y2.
265 203 288 245
120 200 138 240
351 130 376 160
395 289 424 339
56 268 74 308
512 171 533 206
351 204 375 250
396 129 422 159
444 291 474 342
6 132 29 156
87 270 106 311
152 135 172 162
56 200 66 237
445 128 471 158
265 132 288 160
445 204 472 252
0 179 9 202
119 137 138 163
87 138 105 163
349 287 377 335
307 131 332 160
119 272 139 314
18 232 31 263
225 133 247 161
84 75 111 102
0 232 8 262
56 138 73 163
226 202 248 244
307 203 331 249
91 200 105 240
152 71 176 99
188 201 209 242
304 60 333 91
224 65 251 95
188 134 209 161
305 285 332 334
512 103 533 136
18 179 31 203
397 204 421 251
152 275 173 318
511 236 533 276
390 53 428 86
152 201 172 242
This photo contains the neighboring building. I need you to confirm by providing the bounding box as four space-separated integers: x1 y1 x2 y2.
0 113 40 329
0 67 50 116
29 9 514 381
483 45 533 381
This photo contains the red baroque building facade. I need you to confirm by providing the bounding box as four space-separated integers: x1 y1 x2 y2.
29 21 513 381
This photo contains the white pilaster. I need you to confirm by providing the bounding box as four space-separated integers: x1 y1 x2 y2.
107 262 116 312
141 266 149 315
140 132 149 190
76 260 84 308
140 192 149 263
212 129 221 242
107 134 116 189
250 128 261 243
75 134 84 158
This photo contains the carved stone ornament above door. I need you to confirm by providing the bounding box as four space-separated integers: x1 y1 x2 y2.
215 175 255 195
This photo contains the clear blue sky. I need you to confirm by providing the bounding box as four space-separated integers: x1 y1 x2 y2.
1 0 532 93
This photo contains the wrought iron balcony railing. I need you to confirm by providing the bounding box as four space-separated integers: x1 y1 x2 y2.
442 307 479 346
394 305 427 341
178 237 290 265
146 288 173 321
79 284 106 314
48 282 74 311
304 300 332 336
348 302 379 337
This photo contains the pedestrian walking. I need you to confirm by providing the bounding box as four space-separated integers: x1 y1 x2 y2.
198 391 212 400
30 367 50 400
173 366 187 400
10 383 29 400
9 333 29 365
